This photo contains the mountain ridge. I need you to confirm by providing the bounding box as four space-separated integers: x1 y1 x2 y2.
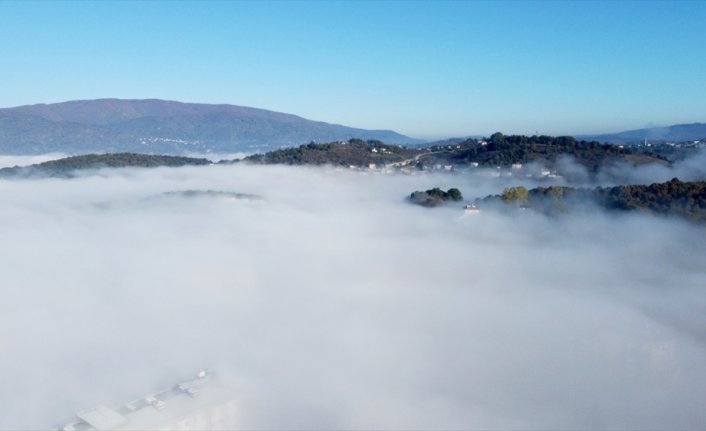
578 122 706 144
0 99 423 155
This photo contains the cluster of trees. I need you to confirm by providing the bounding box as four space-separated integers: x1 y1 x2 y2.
407 133 665 172
448 133 661 170
483 178 706 222
501 186 529 203
598 179 706 220
0 153 211 178
408 187 463 207
245 139 419 166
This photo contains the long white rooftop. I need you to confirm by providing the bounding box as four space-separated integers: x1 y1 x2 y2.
58 370 238 431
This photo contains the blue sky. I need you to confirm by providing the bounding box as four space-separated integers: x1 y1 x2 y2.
1 1 705 138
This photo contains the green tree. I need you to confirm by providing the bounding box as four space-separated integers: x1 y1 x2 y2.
501 186 528 203
447 188 463 201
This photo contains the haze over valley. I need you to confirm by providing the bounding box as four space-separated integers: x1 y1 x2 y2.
1 100 705 430
2 159 706 430
2 1 706 430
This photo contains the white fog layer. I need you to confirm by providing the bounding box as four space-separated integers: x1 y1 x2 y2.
2 163 706 429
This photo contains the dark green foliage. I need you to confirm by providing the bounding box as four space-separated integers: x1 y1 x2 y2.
0 153 211 178
446 188 463 201
501 186 529 203
597 178 706 220
245 139 421 167
243 133 666 174
425 133 666 171
480 178 706 222
408 187 464 207
482 134 628 170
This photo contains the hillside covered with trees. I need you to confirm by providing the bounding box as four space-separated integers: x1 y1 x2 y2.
422 133 667 171
243 134 667 174
0 153 211 178
478 178 706 222
244 139 422 167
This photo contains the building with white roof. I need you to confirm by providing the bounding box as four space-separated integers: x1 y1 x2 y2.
58 370 238 431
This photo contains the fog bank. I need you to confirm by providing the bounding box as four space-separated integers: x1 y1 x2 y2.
1 163 705 430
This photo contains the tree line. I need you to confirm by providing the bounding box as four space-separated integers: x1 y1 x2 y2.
245 139 419 166
481 178 706 222
445 133 665 171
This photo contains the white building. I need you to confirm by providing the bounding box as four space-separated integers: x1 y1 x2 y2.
464 204 480 215
58 371 239 431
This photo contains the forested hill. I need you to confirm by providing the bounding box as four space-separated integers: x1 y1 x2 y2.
478 178 706 222
423 133 667 170
243 134 667 171
0 134 672 178
0 153 211 178
244 139 423 166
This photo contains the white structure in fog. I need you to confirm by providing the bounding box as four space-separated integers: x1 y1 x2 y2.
59 370 238 431
464 204 480 215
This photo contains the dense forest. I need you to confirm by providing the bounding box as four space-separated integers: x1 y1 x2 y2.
0 153 211 178
243 134 667 173
244 139 421 166
422 133 667 171
478 178 706 222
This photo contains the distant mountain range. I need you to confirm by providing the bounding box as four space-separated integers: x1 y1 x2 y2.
0 99 423 155
579 123 706 144
1 99 703 155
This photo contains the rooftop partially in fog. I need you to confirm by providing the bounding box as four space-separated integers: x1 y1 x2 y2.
59 371 238 431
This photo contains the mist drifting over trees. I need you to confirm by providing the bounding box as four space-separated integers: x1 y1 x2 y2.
1 158 705 429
